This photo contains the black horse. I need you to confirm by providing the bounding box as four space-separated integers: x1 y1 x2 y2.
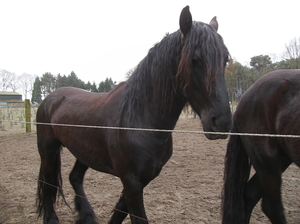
36 6 231 224
222 69 300 224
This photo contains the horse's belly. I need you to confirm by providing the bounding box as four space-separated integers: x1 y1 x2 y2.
57 129 118 175
68 146 116 174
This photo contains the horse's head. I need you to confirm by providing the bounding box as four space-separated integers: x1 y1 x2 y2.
177 6 232 139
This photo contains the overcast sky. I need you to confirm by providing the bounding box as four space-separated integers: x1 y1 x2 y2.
0 0 299 84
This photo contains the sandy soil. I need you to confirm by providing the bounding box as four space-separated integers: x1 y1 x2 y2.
1 119 300 223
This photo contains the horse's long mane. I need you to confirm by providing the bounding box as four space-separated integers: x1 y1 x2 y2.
120 31 181 120
117 21 228 126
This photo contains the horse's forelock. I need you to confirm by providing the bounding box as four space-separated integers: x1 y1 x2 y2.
175 43 192 96
203 31 228 93
176 22 228 95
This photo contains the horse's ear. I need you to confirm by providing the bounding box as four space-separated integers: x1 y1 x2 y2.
179 6 192 37
209 16 218 31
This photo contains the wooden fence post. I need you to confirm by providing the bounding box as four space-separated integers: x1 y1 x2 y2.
25 99 31 132
0 106 3 131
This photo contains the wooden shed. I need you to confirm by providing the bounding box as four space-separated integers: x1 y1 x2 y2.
0 91 24 107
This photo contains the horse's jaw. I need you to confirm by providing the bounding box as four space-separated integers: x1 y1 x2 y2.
198 107 232 140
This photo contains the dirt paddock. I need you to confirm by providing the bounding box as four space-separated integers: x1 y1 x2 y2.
1 119 300 223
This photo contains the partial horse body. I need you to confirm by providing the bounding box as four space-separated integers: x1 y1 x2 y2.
222 69 300 224
37 6 231 224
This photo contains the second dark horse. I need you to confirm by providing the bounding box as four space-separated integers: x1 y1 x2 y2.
222 69 300 224
36 6 231 224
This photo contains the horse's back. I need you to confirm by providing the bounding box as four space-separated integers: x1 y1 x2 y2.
235 69 300 131
37 87 112 123
235 69 300 165
240 69 300 105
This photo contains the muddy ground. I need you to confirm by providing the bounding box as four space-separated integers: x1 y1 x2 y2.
1 119 300 223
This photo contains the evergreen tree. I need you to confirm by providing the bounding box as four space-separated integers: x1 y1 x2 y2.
66 71 86 89
67 71 79 87
85 81 92 91
40 72 56 98
98 81 105 92
91 81 99 92
31 77 42 104
56 74 68 88
98 77 116 92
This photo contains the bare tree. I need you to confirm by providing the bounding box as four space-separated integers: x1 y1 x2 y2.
281 37 300 69
19 73 36 99
125 67 137 79
0 69 9 91
0 69 19 91
9 73 20 92
283 37 300 59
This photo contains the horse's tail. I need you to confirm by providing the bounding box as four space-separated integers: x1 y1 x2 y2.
222 119 251 224
36 147 65 218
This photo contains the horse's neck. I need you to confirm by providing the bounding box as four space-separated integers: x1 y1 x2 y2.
118 81 186 130
142 94 186 130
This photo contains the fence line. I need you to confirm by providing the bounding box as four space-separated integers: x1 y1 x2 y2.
0 105 38 132
26 120 300 223
3 118 300 222
23 121 300 138
2 105 300 223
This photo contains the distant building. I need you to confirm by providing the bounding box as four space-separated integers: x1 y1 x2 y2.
0 91 24 107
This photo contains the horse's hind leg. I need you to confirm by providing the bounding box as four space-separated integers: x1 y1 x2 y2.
254 164 286 224
69 159 98 224
37 138 62 224
244 157 292 223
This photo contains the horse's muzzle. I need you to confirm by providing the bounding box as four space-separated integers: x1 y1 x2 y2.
205 133 228 140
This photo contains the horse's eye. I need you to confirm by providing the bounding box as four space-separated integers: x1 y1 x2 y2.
193 48 202 66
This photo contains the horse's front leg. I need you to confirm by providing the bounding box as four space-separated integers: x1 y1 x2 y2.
108 190 128 224
69 160 98 224
121 175 148 224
